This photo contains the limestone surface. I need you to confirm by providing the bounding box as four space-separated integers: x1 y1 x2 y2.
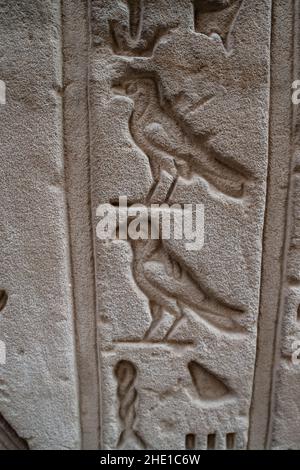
0 0 299 450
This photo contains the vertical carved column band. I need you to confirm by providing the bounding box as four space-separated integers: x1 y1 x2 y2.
249 0 300 450
86 0 272 449
251 0 300 450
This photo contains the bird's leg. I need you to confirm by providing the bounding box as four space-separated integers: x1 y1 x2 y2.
144 302 163 340
162 157 180 203
146 169 177 204
165 175 179 203
143 140 180 203
164 302 185 341
174 159 191 180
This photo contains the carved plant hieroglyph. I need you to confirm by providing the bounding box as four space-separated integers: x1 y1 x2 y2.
90 0 271 449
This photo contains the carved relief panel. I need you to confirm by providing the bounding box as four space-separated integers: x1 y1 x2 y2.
87 0 271 449
3 0 300 451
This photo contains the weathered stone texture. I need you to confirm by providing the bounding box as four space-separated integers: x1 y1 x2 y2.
249 0 300 450
89 0 271 450
0 0 300 450
0 0 80 449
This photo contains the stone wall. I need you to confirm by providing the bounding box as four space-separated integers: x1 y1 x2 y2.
0 0 298 450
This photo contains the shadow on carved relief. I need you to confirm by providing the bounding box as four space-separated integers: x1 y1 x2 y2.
0 290 7 312
0 413 28 450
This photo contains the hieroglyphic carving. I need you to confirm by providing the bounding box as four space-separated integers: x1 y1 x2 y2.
90 0 271 449
96 0 243 56
193 1 242 50
107 10 248 343
109 65 246 348
115 78 246 199
114 361 145 449
185 433 196 449
188 360 231 401
129 231 244 342
207 432 217 449
185 430 239 450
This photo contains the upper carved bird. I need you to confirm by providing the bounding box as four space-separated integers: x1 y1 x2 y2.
118 78 245 200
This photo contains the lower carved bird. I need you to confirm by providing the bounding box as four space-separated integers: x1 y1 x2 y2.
127 223 244 340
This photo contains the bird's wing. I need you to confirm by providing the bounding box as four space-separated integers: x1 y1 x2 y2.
143 260 206 306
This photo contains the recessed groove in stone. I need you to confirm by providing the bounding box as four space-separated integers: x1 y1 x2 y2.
226 432 236 450
207 433 216 450
185 433 196 450
0 290 8 312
